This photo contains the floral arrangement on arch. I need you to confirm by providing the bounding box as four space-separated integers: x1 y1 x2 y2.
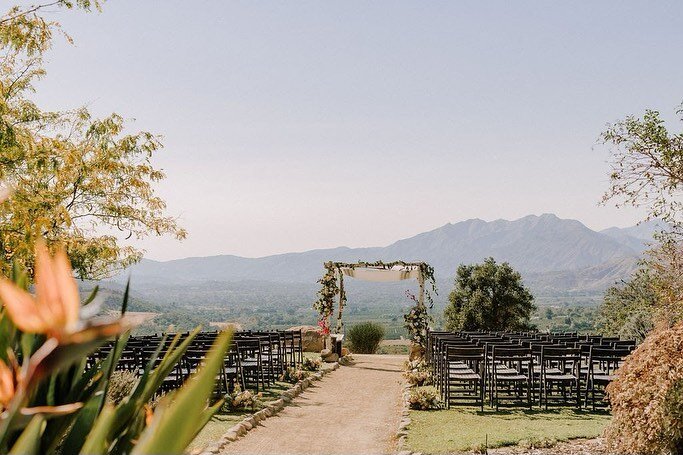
313 265 338 335
404 290 433 348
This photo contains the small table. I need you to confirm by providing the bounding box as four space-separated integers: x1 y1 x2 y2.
330 334 344 356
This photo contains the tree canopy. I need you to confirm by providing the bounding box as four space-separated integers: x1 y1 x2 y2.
601 105 683 232
600 104 683 334
598 268 658 342
0 1 186 279
444 257 535 332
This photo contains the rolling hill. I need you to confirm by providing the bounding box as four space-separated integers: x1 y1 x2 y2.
112 214 661 295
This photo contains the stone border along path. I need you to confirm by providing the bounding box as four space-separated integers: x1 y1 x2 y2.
205 354 407 455
198 362 341 455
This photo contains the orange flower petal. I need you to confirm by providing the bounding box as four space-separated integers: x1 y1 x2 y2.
34 240 66 327
53 249 80 328
0 360 15 408
0 278 48 333
144 404 154 426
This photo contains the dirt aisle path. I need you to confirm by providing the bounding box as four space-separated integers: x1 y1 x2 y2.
221 354 405 455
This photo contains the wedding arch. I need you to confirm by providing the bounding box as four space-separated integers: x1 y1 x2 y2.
313 261 437 348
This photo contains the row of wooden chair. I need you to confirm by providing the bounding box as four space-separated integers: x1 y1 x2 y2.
427 330 634 411
90 329 304 396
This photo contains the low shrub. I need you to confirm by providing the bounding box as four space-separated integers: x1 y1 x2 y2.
106 370 138 405
605 321 683 454
403 359 432 386
408 386 441 410
403 359 428 371
302 357 322 372
279 367 310 383
225 385 264 412
404 369 432 387
347 322 385 354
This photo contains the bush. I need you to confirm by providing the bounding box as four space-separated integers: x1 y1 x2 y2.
605 321 683 454
225 385 264 412
408 386 441 410
279 367 310 383
302 357 322 372
347 322 385 354
403 359 432 387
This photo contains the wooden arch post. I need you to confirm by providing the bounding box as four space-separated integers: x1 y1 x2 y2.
336 268 345 334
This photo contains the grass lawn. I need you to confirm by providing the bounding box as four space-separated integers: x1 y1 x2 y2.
407 407 611 453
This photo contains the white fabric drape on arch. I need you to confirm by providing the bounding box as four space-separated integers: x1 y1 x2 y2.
340 266 421 282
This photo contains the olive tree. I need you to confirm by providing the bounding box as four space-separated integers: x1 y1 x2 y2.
444 257 536 332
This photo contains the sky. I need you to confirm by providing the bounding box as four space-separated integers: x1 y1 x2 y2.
28 1 683 260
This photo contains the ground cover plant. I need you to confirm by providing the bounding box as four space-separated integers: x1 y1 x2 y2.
406 407 611 453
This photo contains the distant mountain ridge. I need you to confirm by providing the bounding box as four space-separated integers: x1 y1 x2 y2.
114 214 662 294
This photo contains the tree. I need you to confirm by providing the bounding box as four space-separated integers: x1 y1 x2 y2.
0 1 186 279
444 257 536 332
600 104 683 334
601 105 683 232
600 104 683 454
599 268 658 342
544 307 554 320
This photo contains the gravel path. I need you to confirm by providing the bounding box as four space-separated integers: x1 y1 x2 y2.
221 354 406 455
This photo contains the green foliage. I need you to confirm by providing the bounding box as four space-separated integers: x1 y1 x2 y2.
544 308 554 319
601 105 683 231
605 321 683 454
598 239 683 343
444 258 536 332
533 305 600 334
0 1 185 280
131 330 232 455
598 269 657 342
347 321 385 354
404 290 432 347
0 250 231 454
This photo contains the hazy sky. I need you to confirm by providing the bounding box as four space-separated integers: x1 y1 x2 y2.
31 1 683 260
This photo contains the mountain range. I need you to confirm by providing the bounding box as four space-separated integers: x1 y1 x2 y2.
113 214 664 295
